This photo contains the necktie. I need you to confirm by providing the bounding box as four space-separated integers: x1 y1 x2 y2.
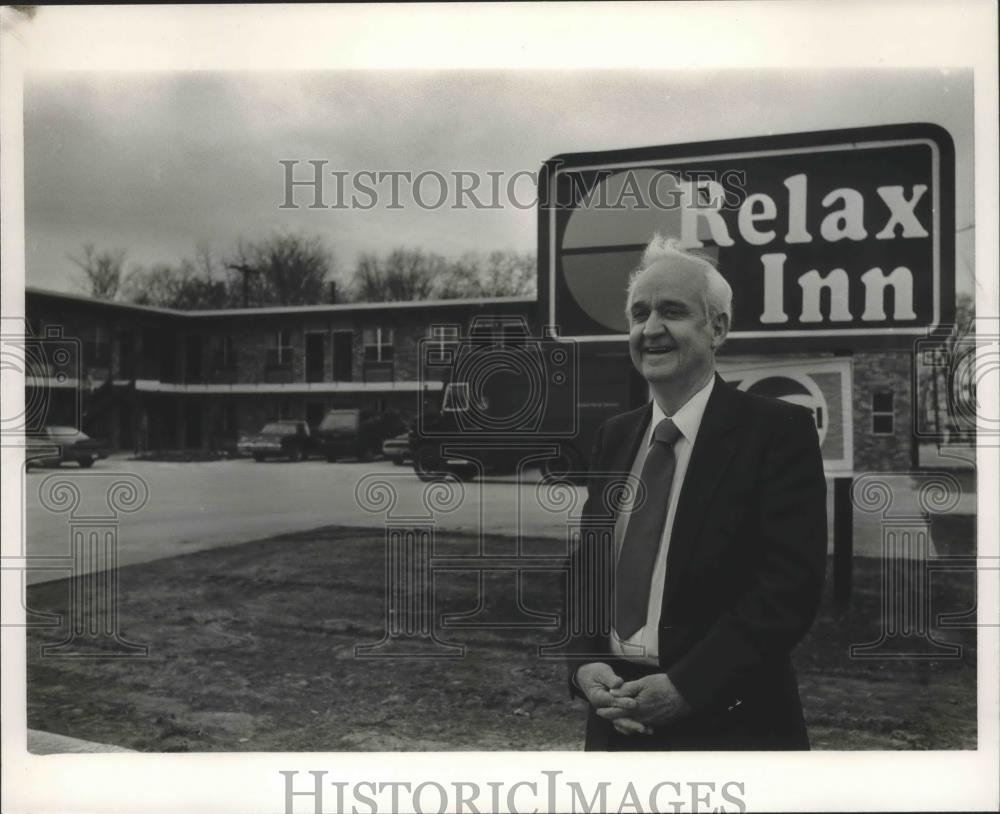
615 417 682 640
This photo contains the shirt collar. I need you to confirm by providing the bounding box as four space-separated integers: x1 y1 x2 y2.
648 374 716 447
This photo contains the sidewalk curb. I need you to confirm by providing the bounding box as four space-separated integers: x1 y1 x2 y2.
27 729 135 754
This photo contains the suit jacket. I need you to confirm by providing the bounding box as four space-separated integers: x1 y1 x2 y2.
567 373 827 750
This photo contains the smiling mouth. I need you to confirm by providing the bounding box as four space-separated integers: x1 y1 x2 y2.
643 347 676 356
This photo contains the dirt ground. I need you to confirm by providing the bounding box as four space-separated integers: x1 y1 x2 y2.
25 525 977 751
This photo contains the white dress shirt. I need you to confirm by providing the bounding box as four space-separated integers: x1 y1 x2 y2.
610 374 716 665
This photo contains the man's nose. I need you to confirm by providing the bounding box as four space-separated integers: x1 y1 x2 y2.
642 314 667 336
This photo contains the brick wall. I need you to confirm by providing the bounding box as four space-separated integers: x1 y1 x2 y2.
852 351 915 472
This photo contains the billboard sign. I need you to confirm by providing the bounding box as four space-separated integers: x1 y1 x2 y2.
538 124 955 350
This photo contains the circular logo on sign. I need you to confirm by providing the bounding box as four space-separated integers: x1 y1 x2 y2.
737 371 829 446
559 169 718 333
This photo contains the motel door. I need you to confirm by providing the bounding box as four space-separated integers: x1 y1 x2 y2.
333 331 353 381
306 333 325 383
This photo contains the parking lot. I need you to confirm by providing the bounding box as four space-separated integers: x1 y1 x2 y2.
23 456 586 585
22 455 975 586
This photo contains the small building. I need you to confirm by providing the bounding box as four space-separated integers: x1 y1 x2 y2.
24 288 535 454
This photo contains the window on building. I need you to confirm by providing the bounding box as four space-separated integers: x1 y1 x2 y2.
221 335 235 365
872 390 895 435
269 330 293 366
427 325 460 363
87 324 111 367
363 327 395 362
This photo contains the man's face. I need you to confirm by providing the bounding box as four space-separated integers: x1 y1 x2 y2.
626 256 728 394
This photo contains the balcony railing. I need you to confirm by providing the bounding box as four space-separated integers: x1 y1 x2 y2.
265 348 294 368
210 350 239 384
362 360 395 383
264 348 295 383
83 341 111 368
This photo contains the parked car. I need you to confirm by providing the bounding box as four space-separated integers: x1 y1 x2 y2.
237 420 318 462
316 409 405 462
382 431 412 465
26 426 109 468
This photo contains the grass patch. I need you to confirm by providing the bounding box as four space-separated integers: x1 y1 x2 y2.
26 526 976 751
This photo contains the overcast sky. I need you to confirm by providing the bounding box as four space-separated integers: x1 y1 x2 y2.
24 69 975 296
15 5 979 298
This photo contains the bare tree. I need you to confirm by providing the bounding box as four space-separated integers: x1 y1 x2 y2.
69 244 127 300
120 234 341 309
122 243 230 309
477 250 535 297
122 259 230 310
352 248 442 302
434 252 482 299
433 250 536 299
227 232 337 307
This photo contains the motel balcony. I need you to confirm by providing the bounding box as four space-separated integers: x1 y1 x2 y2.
362 360 395 383
264 348 295 383
210 350 239 384
83 341 111 370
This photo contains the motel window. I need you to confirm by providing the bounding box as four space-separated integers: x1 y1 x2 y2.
88 324 111 366
872 391 895 435
427 325 460 363
363 327 395 362
273 330 293 365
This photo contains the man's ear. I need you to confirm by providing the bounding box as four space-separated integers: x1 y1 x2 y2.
710 311 730 349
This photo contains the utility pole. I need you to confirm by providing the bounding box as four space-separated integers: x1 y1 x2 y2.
225 262 257 308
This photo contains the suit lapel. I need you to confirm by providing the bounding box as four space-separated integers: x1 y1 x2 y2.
662 374 746 602
608 403 652 479
584 403 650 526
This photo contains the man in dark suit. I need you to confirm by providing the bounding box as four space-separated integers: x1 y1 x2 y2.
567 235 827 750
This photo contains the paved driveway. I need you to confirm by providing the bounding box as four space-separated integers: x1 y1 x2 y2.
19 456 975 585
21 457 586 584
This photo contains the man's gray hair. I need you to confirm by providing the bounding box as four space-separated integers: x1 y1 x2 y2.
624 234 733 322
